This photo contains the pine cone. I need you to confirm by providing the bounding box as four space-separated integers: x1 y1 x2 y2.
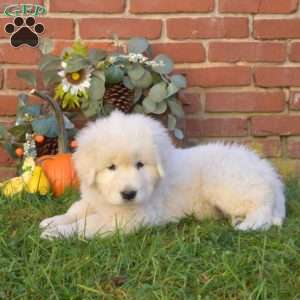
36 137 58 157
103 83 134 113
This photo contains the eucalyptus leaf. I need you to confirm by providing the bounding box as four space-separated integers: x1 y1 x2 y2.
0 124 7 139
148 82 167 103
43 70 61 86
66 55 90 73
142 97 156 114
32 116 59 138
127 37 149 54
3 142 17 159
102 103 114 116
39 54 61 71
152 101 167 115
174 128 184 140
128 63 145 81
89 49 107 64
92 70 106 82
167 114 176 131
123 76 134 90
8 124 29 141
133 104 144 114
131 70 152 88
168 100 185 118
82 98 100 118
15 94 29 125
20 104 41 117
63 115 75 129
167 82 179 97
133 88 143 103
39 38 54 55
17 93 28 106
171 74 187 89
88 77 105 100
105 65 124 84
152 54 174 74
17 70 37 88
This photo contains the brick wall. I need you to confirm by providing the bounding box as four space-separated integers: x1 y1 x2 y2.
1 0 300 178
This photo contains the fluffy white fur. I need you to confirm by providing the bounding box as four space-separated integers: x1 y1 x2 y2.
40 111 286 239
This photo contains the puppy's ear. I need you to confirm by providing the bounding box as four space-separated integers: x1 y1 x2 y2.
73 146 96 187
155 149 165 177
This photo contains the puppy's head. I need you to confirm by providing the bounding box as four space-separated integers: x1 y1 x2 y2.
73 111 173 205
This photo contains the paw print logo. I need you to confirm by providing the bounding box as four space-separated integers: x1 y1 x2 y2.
5 16 44 48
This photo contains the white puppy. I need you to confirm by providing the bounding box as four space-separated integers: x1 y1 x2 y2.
40 111 286 239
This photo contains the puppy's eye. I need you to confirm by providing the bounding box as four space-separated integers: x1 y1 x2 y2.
108 164 116 171
136 161 144 169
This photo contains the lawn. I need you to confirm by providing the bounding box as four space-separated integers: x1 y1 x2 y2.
0 180 299 300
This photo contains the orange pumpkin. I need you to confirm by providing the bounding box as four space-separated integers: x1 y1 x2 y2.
37 153 79 197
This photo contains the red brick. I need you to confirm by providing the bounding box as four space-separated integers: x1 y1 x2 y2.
167 17 249 39
255 67 300 87
5 69 44 90
245 138 282 158
0 95 18 116
179 66 251 87
130 0 214 13
186 118 248 137
79 18 162 39
0 44 40 64
36 17 75 39
178 91 201 114
254 19 300 39
0 0 44 13
290 43 300 62
287 139 300 158
0 70 3 89
289 91 300 110
0 146 15 166
220 0 298 13
50 0 125 12
0 95 45 116
208 42 286 63
0 167 16 181
0 19 9 38
252 116 300 136
206 91 285 113
152 43 205 63
52 41 117 56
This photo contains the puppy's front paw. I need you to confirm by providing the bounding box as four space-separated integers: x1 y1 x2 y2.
41 223 78 240
40 215 65 230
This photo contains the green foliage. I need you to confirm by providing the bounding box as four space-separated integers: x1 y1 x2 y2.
0 180 300 299
127 37 149 54
38 38 54 55
32 116 59 138
39 55 61 72
72 40 89 57
17 70 37 88
89 49 107 65
65 55 90 73
152 54 174 74
105 65 124 84
14 37 187 140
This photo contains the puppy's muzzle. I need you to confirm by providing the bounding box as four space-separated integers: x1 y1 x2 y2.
121 190 137 201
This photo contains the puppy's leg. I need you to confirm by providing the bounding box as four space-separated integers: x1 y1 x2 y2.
40 200 90 230
271 185 286 226
235 205 273 231
41 214 118 239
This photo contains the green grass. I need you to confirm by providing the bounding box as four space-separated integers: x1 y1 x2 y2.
0 181 300 300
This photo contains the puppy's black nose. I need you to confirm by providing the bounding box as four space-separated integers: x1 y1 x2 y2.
121 190 137 201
